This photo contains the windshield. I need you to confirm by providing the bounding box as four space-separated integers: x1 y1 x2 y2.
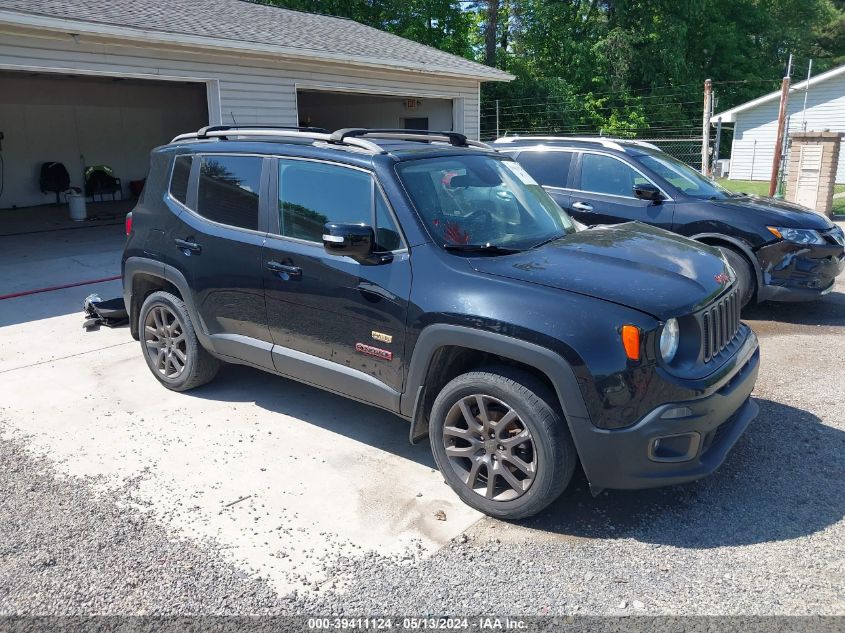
396 155 576 251
639 152 734 199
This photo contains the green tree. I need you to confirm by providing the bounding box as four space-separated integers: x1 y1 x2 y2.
258 0 845 138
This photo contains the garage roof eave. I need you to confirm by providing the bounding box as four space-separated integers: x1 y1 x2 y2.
0 10 515 83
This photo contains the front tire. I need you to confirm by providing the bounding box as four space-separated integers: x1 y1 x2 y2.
718 246 756 307
429 367 576 520
138 291 220 391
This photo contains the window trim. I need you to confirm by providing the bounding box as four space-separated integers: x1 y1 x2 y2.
573 150 673 202
268 155 408 254
177 152 271 236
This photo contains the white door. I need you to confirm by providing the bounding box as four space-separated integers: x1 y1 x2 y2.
796 145 823 208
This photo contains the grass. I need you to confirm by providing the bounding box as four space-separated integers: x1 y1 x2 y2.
717 179 845 216
716 178 772 197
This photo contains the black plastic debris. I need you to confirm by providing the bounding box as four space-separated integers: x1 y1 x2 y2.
83 293 128 330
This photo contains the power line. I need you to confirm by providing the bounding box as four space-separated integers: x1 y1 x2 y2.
480 82 704 103
480 93 698 112
482 100 701 115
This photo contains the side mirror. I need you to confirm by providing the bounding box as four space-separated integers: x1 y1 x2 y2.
322 222 382 264
633 183 664 202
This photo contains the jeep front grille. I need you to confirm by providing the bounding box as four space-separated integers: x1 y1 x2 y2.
701 287 741 362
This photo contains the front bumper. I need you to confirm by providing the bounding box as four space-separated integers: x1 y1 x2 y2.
756 237 845 303
572 337 760 491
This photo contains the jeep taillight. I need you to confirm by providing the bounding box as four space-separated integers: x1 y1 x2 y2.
125 212 133 236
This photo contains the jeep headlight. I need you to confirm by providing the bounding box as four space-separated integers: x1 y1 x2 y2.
660 318 680 363
767 226 826 245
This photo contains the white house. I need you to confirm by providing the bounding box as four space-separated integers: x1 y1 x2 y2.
714 62 845 183
0 0 512 208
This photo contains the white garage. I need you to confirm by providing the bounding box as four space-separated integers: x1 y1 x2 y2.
0 0 511 212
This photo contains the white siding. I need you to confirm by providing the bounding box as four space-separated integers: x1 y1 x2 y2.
0 26 481 135
727 71 845 183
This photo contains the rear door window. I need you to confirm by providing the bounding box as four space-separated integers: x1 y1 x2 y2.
196 155 262 231
514 151 573 189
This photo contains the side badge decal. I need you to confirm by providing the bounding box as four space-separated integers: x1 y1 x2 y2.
371 331 393 344
356 343 393 361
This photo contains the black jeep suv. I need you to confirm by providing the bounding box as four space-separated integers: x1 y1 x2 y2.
123 126 760 519
496 136 845 306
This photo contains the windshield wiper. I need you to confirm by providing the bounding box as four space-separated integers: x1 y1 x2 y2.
529 232 569 249
443 243 522 255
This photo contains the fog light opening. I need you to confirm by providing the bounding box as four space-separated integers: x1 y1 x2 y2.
649 432 701 463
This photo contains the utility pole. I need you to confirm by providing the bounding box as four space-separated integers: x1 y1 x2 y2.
769 54 793 197
701 79 712 176
495 99 500 138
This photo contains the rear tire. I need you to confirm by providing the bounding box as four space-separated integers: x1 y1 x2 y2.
139 291 220 391
718 246 755 307
429 366 576 520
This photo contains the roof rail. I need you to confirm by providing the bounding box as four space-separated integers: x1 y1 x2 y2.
196 125 330 138
330 128 493 150
171 127 382 151
170 126 493 152
493 135 650 153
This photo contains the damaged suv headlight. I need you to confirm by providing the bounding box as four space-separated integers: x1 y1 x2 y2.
767 226 826 245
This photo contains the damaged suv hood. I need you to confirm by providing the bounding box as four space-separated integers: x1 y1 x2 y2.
469 223 732 320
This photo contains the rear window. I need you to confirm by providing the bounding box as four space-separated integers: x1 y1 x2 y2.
169 155 192 204
514 151 573 189
196 155 262 231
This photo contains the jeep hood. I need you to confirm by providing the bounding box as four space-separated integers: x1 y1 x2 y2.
469 223 732 320
710 195 834 230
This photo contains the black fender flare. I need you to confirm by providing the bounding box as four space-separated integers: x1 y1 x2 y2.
402 324 591 444
123 257 213 350
690 233 763 291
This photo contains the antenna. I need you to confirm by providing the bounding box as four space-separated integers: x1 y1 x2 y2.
230 111 238 125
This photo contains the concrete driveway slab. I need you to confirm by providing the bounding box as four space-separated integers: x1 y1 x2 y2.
0 309 481 594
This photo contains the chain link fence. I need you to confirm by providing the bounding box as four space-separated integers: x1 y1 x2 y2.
634 138 708 171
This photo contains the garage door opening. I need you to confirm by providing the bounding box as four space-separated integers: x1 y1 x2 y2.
0 70 208 310
0 70 208 217
297 89 454 132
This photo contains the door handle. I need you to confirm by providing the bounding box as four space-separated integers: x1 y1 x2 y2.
266 260 302 279
174 238 201 253
571 201 593 212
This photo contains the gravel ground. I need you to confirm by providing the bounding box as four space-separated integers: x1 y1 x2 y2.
2 274 844 617
0 433 287 615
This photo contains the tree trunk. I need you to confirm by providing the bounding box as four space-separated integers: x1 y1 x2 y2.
485 0 499 67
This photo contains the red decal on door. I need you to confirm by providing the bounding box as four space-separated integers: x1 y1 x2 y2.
355 343 393 361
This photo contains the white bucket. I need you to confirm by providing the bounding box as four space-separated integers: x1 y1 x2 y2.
67 193 87 221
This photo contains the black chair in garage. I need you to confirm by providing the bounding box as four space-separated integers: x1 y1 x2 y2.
39 161 72 205
84 165 122 201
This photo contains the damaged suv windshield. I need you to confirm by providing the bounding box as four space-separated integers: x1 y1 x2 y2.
396 155 576 252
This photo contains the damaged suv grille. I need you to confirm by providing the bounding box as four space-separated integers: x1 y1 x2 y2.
700 286 741 363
